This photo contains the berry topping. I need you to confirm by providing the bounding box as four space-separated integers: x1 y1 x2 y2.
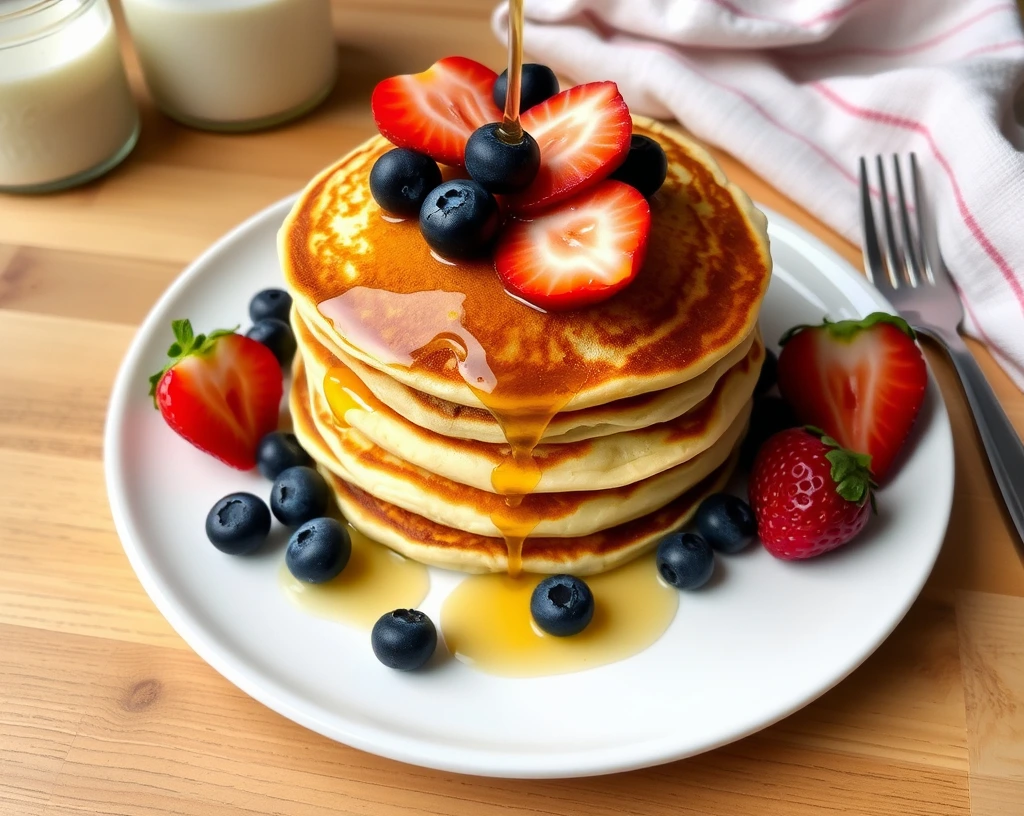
256 431 313 481
777 313 927 481
754 348 778 397
750 428 874 560
371 56 503 167
610 134 668 198
371 609 438 670
492 63 559 113
205 493 271 555
495 180 650 311
464 123 540 194
530 574 594 637
369 148 443 217
740 395 798 469
246 317 296 369
656 531 715 590
505 81 631 214
149 320 282 470
249 288 292 324
419 179 500 260
286 517 352 583
270 465 330 528
695 493 757 554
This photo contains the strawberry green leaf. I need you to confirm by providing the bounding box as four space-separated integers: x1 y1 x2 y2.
779 312 915 346
148 319 239 406
824 445 876 506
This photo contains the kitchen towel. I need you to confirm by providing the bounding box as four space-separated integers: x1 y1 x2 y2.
493 0 1024 389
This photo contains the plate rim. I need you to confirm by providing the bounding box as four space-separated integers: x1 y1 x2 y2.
103 195 954 778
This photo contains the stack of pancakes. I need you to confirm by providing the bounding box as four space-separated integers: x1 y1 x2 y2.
279 118 772 575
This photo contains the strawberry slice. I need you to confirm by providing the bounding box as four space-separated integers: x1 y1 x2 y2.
505 81 632 215
149 320 283 470
776 313 927 481
371 56 503 167
495 180 651 312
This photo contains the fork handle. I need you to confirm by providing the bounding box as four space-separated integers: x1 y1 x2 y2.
928 328 1024 556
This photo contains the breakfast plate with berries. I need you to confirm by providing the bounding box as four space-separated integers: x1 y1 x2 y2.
105 53 953 778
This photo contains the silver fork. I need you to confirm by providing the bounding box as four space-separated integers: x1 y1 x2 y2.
860 154 1024 556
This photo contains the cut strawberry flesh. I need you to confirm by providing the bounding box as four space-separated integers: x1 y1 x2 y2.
371 56 503 168
495 180 650 311
505 82 632 215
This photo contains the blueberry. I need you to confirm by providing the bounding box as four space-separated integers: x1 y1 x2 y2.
530 575 594 637
740 396 798 468
656 531 714 590
257 431 312 480
418 179 500 260
285 517 351 583
371 609 437 670
755 348 778 397
464 123 540 194
695 493 757 554
205 492 271 555
249 288 292 324
369 148 443 218
610 134 668 198
493 63 559 113
270 465 329 528
246 317 296 368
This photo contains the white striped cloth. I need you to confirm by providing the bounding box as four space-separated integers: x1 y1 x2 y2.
493 0 1024 390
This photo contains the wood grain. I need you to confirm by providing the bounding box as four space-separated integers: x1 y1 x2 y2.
1 0 1023 813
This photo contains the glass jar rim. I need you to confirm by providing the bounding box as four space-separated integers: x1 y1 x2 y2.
0 0 99 50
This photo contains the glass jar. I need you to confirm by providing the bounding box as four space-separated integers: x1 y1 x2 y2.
0 0 140 194
121 0 337 132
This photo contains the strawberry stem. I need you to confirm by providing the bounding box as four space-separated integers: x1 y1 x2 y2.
148 319 238 405
802 426 876 506
779 312 915 346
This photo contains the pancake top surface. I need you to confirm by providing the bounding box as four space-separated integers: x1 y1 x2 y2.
281 118 771 410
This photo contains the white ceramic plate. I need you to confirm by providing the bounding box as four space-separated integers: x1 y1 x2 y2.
105 196 953 779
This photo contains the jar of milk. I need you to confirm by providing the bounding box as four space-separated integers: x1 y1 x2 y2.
0 0 140 194
122 0 337 132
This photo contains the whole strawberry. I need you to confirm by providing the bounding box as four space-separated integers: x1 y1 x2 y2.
749 427 874 560
149 319 283 470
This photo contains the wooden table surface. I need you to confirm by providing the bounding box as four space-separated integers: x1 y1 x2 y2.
3 1 1024 814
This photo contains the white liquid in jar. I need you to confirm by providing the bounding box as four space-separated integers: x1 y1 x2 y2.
121 0 337 130
0 0 139 192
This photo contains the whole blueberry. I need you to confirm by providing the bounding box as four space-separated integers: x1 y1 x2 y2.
610 134 668 198
286 517 351 583
492 63 559 113
740 396 798 468
530 574 594 637
249 288 292 324
464 123 540 194
696 493 757 554
270 465 329 528
656 531 714 590
256 431 312 480
418 179 500 260
371 609 437 670
755 348 778 397
205 492 271 555
246 317 296 368
369 148 443 217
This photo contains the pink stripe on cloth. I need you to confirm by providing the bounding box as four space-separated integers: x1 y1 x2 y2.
961 39 1024 58
704 0 877 29
782 3 1016 60
811 82 1024 317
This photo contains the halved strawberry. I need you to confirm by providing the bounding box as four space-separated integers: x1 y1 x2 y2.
776 313 927 481
149 320 283 470
371 56 503 167
495 180 650 312
504 82 632 215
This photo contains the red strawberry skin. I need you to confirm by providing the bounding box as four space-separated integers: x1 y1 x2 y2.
495 180 651 312
777 313 927 481
506 81 632 215
371 56 502 167
749 429 871 560
152 326 282 470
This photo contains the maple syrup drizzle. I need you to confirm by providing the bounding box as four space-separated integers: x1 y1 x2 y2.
498 0 524 144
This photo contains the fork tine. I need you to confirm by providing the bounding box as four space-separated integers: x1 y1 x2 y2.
875 155 905 288
892 155 922 287
859 157 891 293
911 153 952 287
